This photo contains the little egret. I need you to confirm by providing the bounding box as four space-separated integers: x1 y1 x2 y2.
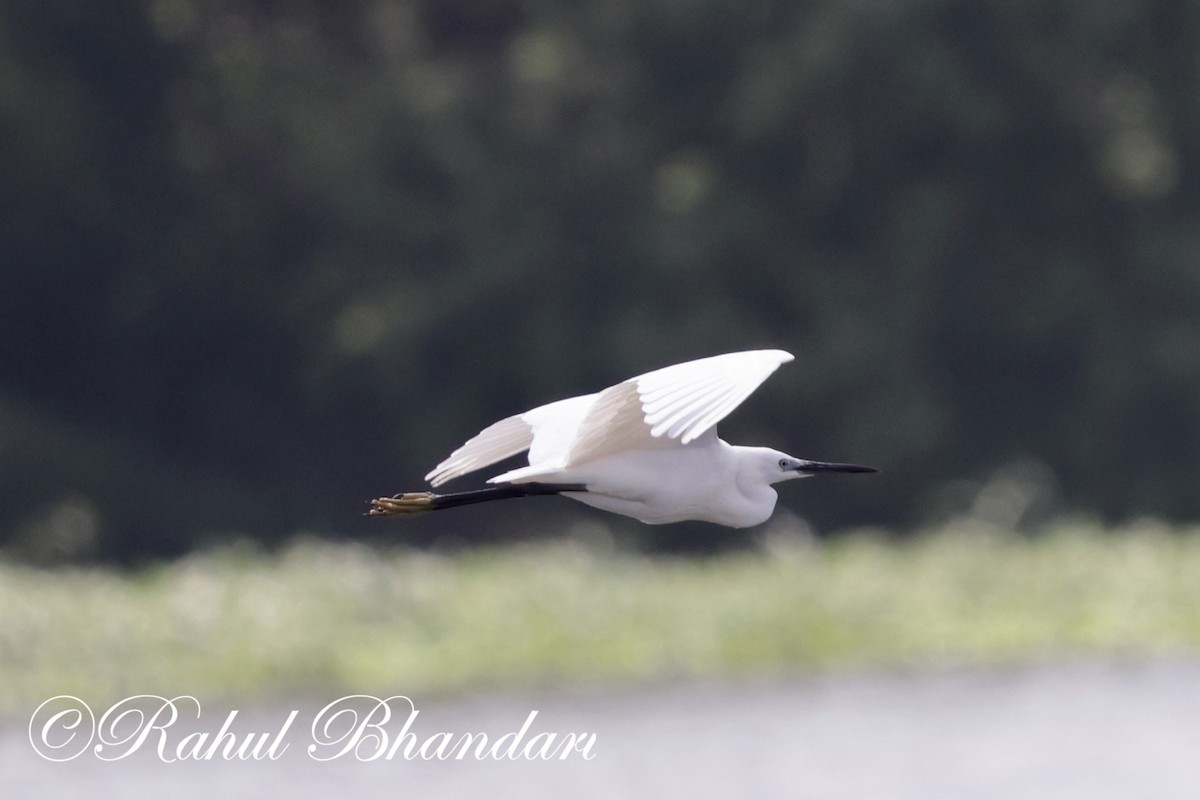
369 349 876 528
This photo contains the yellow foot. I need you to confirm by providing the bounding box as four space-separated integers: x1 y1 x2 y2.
368 492 437 516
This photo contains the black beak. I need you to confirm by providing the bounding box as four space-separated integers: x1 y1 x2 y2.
793 460 878 475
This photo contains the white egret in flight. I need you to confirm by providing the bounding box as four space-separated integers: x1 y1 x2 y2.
369 350 876 528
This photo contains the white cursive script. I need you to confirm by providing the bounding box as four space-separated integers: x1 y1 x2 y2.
29 695 597 763
29 695 294 762
307 695 596 761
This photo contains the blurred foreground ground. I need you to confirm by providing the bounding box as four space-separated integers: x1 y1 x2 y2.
5 523 1199 796
7 521 1200 715
5 658 1198 799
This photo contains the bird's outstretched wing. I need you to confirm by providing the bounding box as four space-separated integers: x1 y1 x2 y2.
424 394 595 486
425 414 531 486
562 349 794 466
427 350 793 486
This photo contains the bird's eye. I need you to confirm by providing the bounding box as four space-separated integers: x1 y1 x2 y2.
779 458 789 469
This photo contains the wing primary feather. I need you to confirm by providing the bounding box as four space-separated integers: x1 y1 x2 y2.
640 371 729 416
645 384 721 435
662 382 744 440
683 383 761 443
648 380 739 439
425 415 533 486
641 351 792 427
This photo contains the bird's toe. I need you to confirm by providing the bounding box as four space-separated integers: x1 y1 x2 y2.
368 492 437 516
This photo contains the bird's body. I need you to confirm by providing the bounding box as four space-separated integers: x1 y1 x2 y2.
370 350 875 527
522 435 777 528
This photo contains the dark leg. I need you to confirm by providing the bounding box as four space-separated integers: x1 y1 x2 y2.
367 482 588 517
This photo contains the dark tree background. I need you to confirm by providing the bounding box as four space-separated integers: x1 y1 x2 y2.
3 0 1199 561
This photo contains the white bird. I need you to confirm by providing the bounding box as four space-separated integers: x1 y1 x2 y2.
369 350 875 528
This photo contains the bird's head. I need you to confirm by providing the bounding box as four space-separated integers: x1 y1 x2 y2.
751 448 879 486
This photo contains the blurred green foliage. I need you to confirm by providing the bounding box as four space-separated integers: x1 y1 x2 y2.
4 519 1200 715
3 0 1200 559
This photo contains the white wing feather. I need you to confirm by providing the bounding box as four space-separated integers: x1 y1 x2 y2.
427 350 794 486
563 349 793 466
425 394 595 487
424 414 531 486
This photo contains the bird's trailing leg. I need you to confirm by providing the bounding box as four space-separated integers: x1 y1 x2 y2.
368 482 588 517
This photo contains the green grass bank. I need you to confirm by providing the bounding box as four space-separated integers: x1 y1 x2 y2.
4 519 1199 716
